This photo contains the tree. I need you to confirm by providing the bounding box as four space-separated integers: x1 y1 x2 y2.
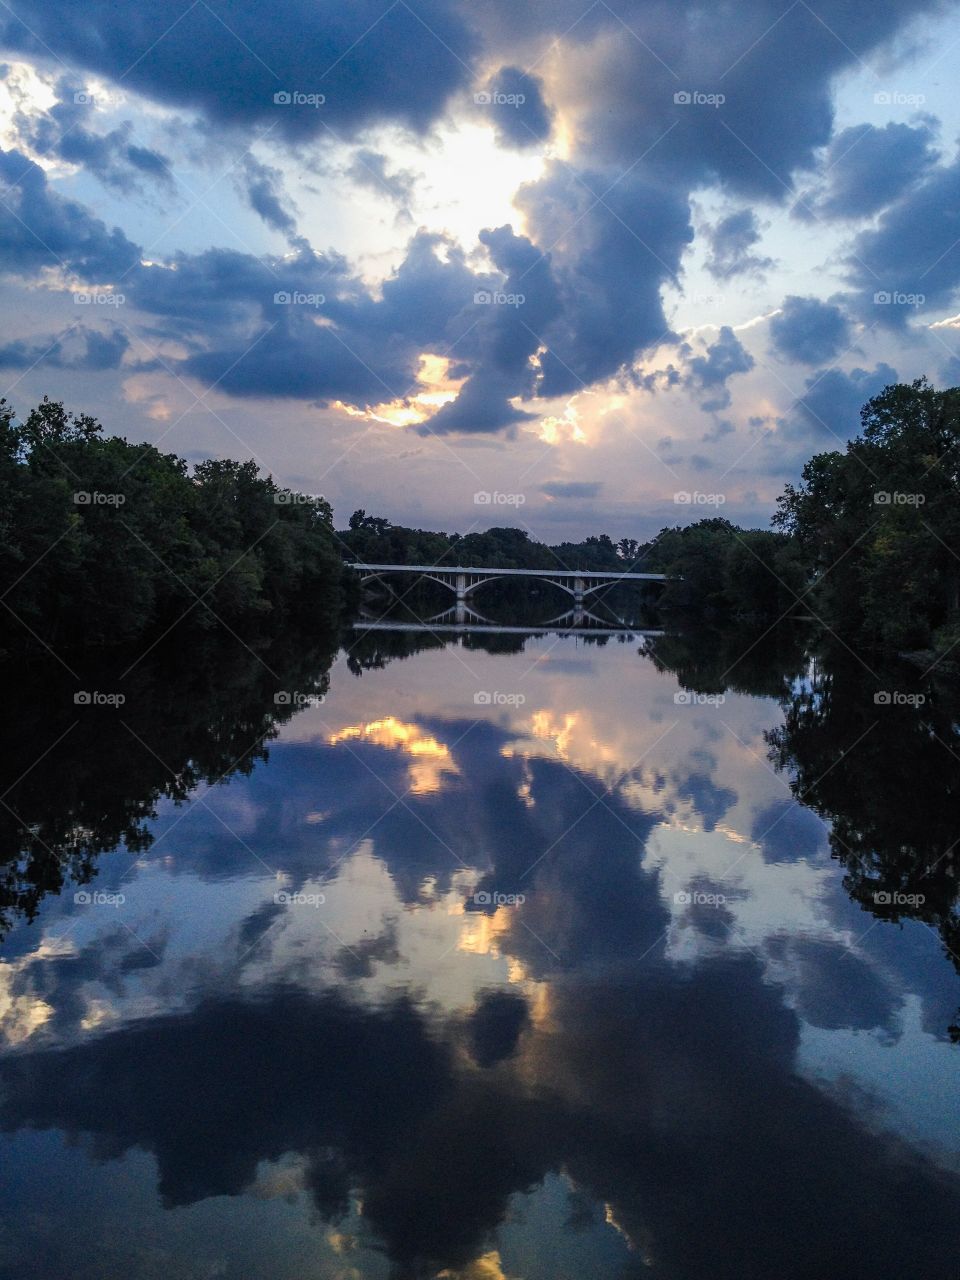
774 378 960 651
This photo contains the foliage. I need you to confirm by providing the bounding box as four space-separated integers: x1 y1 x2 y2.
0 398 344 655
773 378 960 651
0 626 339 936
642 518 806 621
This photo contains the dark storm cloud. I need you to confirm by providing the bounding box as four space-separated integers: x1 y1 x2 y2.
787 938 902 1034
704 209 774 280
847 151 960 319
0 147 141 281
419 369 536 433
239 155 298 237
0 324 129 371
795 121 940 221
639 327 754 412
750 798 827 863
791 362 898 441
0 0 939 216
684 325 754 410
7 924 167 1041
5 952 957 1278
344 148 418 212
0 0 949 436
467 988 530 1067
101 232 472 406
419 222 562 434
513 161 693 397
474 0 944 198
477 66 553 149
9 75 173 194
113 159 689 434
769 296 851 366
541 480 604 499
0 0 477 142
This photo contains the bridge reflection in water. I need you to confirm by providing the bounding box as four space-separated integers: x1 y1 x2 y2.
346 561 670 629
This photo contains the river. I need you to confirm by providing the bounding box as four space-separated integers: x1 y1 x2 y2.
0 623 957 1278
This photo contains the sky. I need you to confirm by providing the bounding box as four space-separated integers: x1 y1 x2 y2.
2 0 960 542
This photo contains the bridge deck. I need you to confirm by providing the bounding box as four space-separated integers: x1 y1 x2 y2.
353 621 664 636
346 562 668 581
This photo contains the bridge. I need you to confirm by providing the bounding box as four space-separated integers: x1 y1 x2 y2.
353 620 665 638
345 562 670 627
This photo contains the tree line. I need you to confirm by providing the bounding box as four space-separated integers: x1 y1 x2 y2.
0 398 344 657
3 380 959 658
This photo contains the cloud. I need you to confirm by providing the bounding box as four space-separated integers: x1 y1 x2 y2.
479 0 943 198
788 939 901 1034
0 147 142 282
0 0 950 456
794 121 939 221
123 232 488 410
418 222 562 434
683 325 754 410
514 161 693 397
345 149 418 213
704 210 774 280
847 151 960 319
0 0 477 142
63 155 691 436
750 798 827 863
468 989 529 1067
9 74 173 194
476 66 553 149
0 325 129 371
634 327 754 415
540 480 603 499
239 155 298 237
791 361 898 440
769 296 851 365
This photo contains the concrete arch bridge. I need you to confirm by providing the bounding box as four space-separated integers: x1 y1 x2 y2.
347 562 671 627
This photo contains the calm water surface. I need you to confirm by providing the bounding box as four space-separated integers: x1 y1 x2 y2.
1 627 958 1278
